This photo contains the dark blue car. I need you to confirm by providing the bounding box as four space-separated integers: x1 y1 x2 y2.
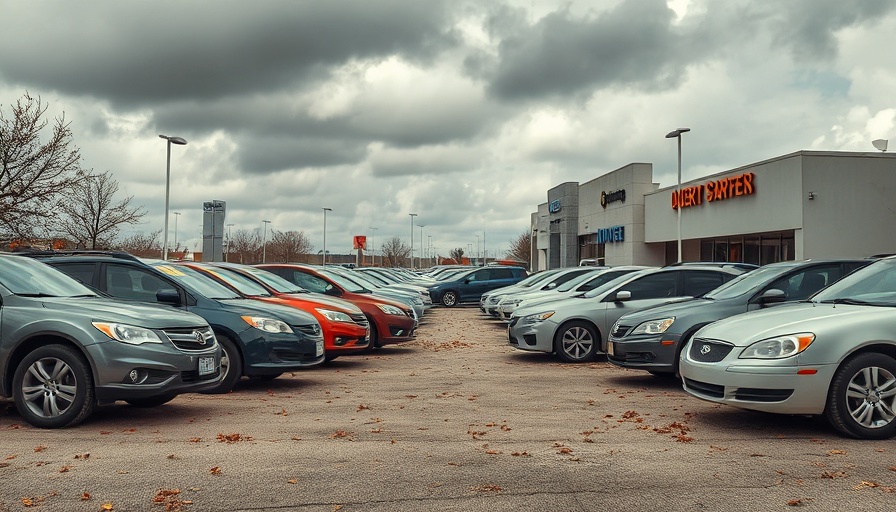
428 266 528 307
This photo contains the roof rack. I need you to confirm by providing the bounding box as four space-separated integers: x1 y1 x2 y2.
13 248 141 262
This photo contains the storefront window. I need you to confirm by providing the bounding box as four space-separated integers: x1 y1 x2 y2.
744 237 760 265
761 238 780 265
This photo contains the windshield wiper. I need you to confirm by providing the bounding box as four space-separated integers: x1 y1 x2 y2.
17 293 59 298
819 298 874 306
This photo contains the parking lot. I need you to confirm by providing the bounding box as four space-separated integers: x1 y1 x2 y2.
2 306 895 511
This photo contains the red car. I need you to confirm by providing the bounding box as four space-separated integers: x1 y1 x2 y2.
257 264 416 348
175 262 369 360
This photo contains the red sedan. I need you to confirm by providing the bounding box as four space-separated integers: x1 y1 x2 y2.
257 264 416 348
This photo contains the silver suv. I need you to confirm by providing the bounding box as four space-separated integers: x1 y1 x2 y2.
0 254 222 428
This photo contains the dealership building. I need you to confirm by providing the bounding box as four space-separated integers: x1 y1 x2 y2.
530 150 896 270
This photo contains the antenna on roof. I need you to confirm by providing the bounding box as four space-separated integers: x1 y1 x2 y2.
872 139 888 152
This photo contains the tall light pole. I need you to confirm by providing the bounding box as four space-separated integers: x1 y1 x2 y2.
225 223 234 262
482 231 487 265
409 213 417 268
418 224 425 268
475 234 480 266
665 127 691 263
173 212 181 253
322 208 332 265
159 134 187 260
427 234 432 266
369 226 378 266
262 220 271 263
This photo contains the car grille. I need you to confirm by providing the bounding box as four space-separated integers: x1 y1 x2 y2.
688 338 733 363
734 388 794 402
293 323 322 338
350 313 369 330
684 378 724 398
163 327 216 353
611 324 631 338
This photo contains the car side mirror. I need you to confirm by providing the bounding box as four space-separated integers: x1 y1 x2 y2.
759 288 787 305
545 283 557 289
463 279 471 284
615 290 632 302
156 288 181 306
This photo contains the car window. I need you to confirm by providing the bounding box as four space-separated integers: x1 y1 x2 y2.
293 271 330 294
105 266 171 302
766 264 841 300
609 272 678 301
577 270 637 292
491 268 514 280
813 259 896 305
683 271 727 297
466 270 490 282
54 263 96 287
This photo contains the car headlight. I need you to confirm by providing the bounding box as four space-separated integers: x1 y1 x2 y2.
520 311 554 326
377 304 404 315
629 317 675 336
739 333 815 359
315 308 352 323
241 316 293 333
92 322 162 345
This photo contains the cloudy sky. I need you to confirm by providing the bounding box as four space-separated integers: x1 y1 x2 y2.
2 0 894 260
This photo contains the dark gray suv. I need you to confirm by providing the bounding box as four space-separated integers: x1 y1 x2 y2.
0 254 222 428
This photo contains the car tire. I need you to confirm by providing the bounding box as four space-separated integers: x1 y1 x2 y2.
365 315 380 351
201 335 242 394
441 291 458 307
12 344 95 429
125 393 178 408
554 321 599 363
825 352 896 440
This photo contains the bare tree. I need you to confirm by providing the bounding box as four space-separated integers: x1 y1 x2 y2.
114 230 161 258
381 236 411 267
506 231 531 264
228 228 261 264
266 230 314 263
58 171 146 249
449 247 465 262
0 93 89 240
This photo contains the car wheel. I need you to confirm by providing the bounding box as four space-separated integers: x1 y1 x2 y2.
554 321 599 363
125 393 178 408
365 315 380 351
202 336 242 394
825 352 896 440
12 344 95 429
441 291 458 307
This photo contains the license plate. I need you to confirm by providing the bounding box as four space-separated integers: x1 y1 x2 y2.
607 342 615 356
316 340 324 357
198 356 216 376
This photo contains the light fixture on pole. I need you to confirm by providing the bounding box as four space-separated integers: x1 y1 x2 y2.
173 212 181 253
665 127 690 263
159 134 187 260
322 208 332 265
262 220 271 263
409 213 417 268
369 226 378 266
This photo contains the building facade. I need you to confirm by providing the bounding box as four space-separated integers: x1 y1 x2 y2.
531 150 896 270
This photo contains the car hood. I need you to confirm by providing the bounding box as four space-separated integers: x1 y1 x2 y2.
217 298 318 325
617 297 710 322
34 296 207 328
284 292 364 315
695 303 883 347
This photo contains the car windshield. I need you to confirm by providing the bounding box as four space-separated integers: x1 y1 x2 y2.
813 259 896 306
582 272 646 298
0 256 98 297
318 268 369 293
703 262 801 300
555 269 605 292
193 266 272 297
232 266 307 294
357 271 391 286
149 262 241 299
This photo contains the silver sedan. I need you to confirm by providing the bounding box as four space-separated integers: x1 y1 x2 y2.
680 257 896 439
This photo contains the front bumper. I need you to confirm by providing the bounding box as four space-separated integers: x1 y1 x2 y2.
606 333 682 372
680 357 836 415
88 340 222 404
240 329 325 374
506 317 556 353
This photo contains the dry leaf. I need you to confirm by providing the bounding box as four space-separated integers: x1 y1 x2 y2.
210 466 222 475
22 498 33 507
287 479 298 484
101 504 113 511
81 492 91 501
34 445 47 452
357 404 370 411
74 453 90 459
829 449 847 455
59 465 72 473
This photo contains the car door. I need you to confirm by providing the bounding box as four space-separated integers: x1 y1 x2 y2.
459 269 493 302
600 271 681 347
101 263 186 309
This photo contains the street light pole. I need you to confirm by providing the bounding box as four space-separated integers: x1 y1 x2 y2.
427 235 432 266
322 208 332 265
665 128 691 263
159 134 187 260
262 220 271 263
418 225 425 269
225 223 234 262
369 227 378 266
475 234 480 266
173 212 181 254
409 213 417 268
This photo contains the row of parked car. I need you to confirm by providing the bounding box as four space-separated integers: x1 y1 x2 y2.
0 251 433 429
476 258 896 439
